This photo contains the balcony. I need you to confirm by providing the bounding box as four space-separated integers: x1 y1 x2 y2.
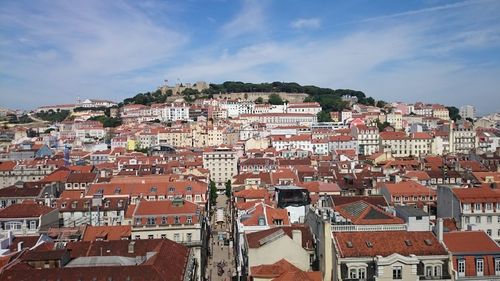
419 274 452 280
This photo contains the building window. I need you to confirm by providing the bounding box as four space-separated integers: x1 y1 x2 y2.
476 216 481 223
187 216 192 224
458 259 465 277
29 221 37 230
495 259 500 275
187 233 192 242
434 265 442 277
174 233 180 242
488 216 493 223
135 218 141 226
486 203 493 211
463 204 470 211
147 235 154 239
487 229 492 236
174 216 180 224
426 266 433 277
475 203 482 211
349 268 357 279
161 216 167 224
393 266 402 279
147 217 155 225
135 235 141 240
477 259 484 276
465 216 470 224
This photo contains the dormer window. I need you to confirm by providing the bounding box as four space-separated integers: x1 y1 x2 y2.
83 201 90 209
71 202 77 209
61 203 67 208
117 200 123 208
187 216 192 224
258 216 266 226
161 216 167 224
186 186 192 192
104 201 110 208
169 187 175 192
150 186 157 193
174 216 180 224
114 187 121 194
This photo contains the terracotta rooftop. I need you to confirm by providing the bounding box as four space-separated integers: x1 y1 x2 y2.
246 225 314 250
451 186 500 203
334 231 448 258
0 202 56 218
383 181 436 196
250 259 322 281
443 231 500 253
82 225 132 241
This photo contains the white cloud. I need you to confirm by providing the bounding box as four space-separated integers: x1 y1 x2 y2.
220 0 266 37
0 0 188 108
290 18 321 30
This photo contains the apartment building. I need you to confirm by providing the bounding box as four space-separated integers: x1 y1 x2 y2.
437 185 500 241
379 132 432 157
332 231 452 281
203 146 238 189
351 125 379 155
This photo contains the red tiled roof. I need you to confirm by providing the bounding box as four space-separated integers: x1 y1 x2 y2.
66 172 97 183
241 203 290 227
0 161 16 171
443 231 500 253
1 239 190 281
451 186 500 203
404 170 431 181
331 195 388 208
380 131 408 140
335 200 404 225
246 225 314 250
383 181 436 196
334 231 448 257
234 188 269 200
0 202 56 218
134 199 199 217
82 225 132 241
39 168 71 183
0 184 43 198
250 259 322 281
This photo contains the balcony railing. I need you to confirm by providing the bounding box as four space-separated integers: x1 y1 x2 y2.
419 274 452 280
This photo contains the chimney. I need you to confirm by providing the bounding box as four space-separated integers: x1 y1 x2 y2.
292 229 302 246
17 241 24 252
437 218 443 243
128 241 135 254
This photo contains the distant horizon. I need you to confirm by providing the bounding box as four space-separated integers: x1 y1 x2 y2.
1 80 493 117
1 0 500 114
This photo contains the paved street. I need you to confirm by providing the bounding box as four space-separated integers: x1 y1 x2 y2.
207 194 234 281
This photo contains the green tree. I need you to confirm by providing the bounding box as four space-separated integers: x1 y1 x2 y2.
209 180 218 207
376 100 387 108
446 106 461 121
268 93 284 105
255 97 264 104
376 119 391 131
225 180 232 197
317 111 332 122
244 93 248 100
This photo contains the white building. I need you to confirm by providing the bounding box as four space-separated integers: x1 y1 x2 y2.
459 105 476 120
161 103 190 122
203 146 238 189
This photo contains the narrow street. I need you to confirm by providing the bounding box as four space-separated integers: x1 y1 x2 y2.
207 194 235 281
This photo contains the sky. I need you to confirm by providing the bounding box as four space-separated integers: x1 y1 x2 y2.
1 0 500 114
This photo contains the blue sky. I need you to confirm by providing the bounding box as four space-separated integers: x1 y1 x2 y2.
1 0 500 114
